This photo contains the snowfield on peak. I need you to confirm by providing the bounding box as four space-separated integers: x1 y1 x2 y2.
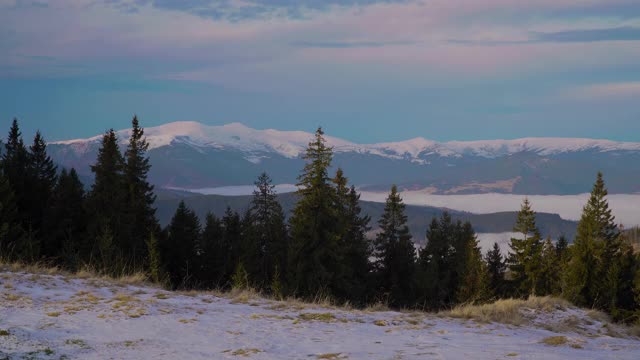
52 121 640 161
2 270 640 360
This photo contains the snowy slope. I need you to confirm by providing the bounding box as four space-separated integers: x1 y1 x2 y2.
53 121 640 161
2 270 639 360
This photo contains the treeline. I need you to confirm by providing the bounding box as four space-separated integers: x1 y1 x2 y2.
1 119 640 322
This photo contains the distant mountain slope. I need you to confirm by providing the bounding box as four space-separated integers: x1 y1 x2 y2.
155 190 577 242
49 121 640 194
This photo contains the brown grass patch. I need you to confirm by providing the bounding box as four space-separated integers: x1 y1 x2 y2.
541 336 569 346
445 296 570 325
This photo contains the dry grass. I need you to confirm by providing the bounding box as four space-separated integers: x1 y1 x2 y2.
227 348 263 357
586 309 611 323
444 296 570 326
0 260 150 288
541 336 569 346
316 353 347 359
298 312 339 323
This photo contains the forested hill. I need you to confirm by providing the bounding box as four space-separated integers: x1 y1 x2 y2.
155 189 578 242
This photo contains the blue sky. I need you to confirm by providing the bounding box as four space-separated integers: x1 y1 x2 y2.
1 0 640 143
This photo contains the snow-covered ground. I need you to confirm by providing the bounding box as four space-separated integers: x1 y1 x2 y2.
1 270 639 359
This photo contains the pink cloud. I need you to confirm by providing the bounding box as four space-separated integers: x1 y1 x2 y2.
565 82 640 100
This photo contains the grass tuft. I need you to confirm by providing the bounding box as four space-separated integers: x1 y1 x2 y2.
541 336 569 346
445 296 569 325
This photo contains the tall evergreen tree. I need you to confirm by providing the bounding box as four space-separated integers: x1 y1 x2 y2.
0 172 23 259
374 185 416 308
29 131 58 258
162 201 201 289
613 242 638 321
222 207 244 288
198 212 226 287
457 224 489 304
86 129 127 269
245 172 288 292
1 119 33 259
332 169 372 304
565 173 621 310
507 198 543 297
2 119 30 216
485 242 506 298
537 237 561 296
43 168 88 269
418 213 458 309
123 116 159 267
288 127 340 298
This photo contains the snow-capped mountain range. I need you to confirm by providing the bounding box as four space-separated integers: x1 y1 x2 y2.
55 121 640 162
49 121 640 194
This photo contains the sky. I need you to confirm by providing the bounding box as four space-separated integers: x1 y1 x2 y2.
1 0 640 143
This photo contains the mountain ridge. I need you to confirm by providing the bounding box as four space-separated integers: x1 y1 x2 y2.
52 121 640 161
47 121 640 195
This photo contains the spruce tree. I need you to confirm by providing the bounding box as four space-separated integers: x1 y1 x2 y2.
456 222 488 304
0 172 23 259
374 185 416 308
222 207 243 288
613 243 638 321
565 173 621 310
2 119 30 219
162 201 201 289
537 237 561 296
42 168 88 269
288 128 340 298
507 198 543 297
198 212 226 288
485 242 506 298
245 172 288 292
1 119 33 259
418 213 458 309
332 169 372 304
86 129 127 271
123 116 159 267
28 131 57 241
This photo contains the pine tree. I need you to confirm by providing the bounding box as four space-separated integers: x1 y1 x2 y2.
2 119 30 218
28 131 57 242
245 172 288 292
565 172 621 310
198 212 226 287
288 127 340 298
123 116 159 268
374 185 416 308
222 207 243 285
332 169 372 304
0 172 23 260
42 168 88 269
613 242 638 321
507 198 543 297
1 119 33 260
418 213 458 309
537 237 561 296
162 201 201 289
485 242 506 298
86 129 127 271
456 223 489 304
